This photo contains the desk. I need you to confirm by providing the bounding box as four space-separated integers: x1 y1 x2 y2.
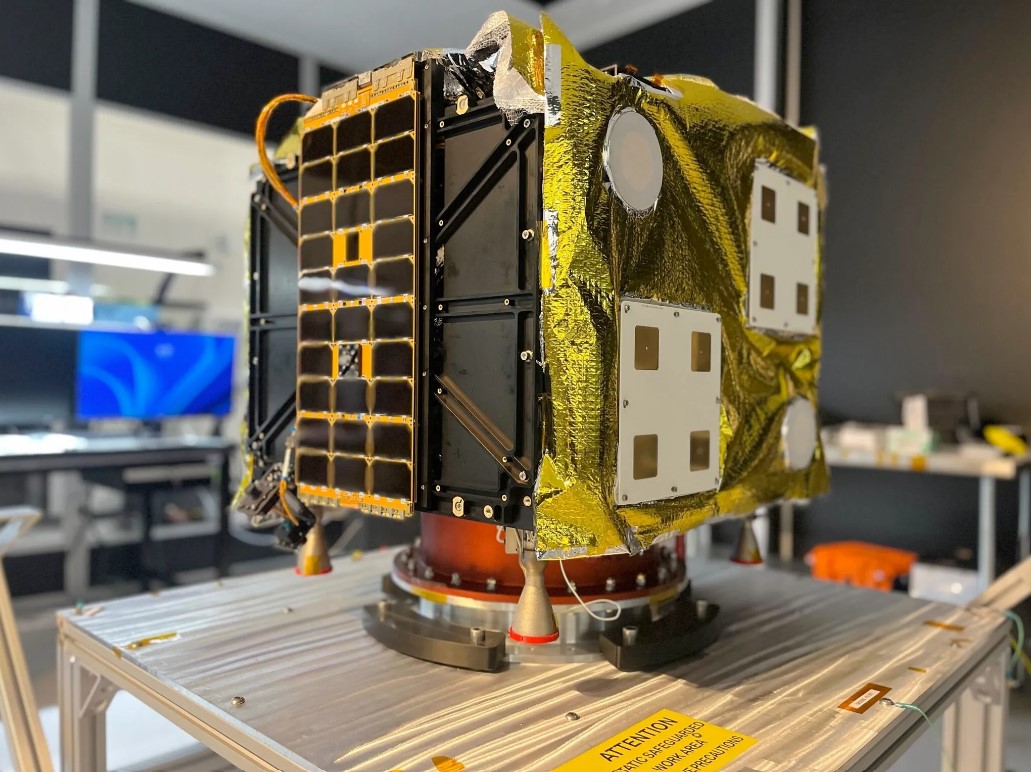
57 550 1009 771
0 433 234 594
822 430 1031 592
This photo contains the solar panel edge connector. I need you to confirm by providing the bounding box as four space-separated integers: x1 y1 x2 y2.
295 66 419 519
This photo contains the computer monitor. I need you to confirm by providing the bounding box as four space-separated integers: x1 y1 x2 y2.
76 329 235 420
0 324 76 429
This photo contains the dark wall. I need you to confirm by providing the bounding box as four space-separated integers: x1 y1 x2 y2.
0 0 346 138
799 0 1031 564
0 0 74 90
97 0 299 138
583 0 755 98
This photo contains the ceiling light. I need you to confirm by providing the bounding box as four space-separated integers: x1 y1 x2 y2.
0 231 215 277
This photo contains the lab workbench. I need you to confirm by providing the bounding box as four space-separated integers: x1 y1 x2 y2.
0 432 234 594
822 434 1031 592
57 549 1010 771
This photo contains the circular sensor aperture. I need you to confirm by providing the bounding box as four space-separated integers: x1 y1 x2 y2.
782 397 818 470
603 109 663 213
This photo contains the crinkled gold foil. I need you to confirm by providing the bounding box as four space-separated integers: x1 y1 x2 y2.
524 16 828 556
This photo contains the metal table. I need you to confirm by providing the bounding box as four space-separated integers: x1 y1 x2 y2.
56 549 1011 771
822 434 1031 591
0 433 235 593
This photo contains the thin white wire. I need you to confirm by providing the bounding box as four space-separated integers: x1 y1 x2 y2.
558 559 622 622
496 526 506 544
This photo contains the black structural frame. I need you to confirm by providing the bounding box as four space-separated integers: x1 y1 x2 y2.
415 59 543 532
246 166 300 478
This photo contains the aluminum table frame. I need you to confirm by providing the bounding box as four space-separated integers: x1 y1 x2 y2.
57 550 1010 771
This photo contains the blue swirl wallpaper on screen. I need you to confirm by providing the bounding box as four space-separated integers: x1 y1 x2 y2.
76 330 236 420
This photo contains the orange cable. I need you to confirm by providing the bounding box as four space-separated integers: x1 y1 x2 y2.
278 479 301 526
255 93 318 209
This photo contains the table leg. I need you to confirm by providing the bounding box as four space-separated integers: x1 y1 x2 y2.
215 452 232 578
779 502 795 561
0 562 52 771
697 524 712 557
754 506 770 561
1019 468 1030 563
978 476 997 593
61 474 91 600
58 638 115 772
940 645 1008 772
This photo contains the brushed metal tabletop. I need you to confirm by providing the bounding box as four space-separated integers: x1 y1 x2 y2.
57 549 1008 771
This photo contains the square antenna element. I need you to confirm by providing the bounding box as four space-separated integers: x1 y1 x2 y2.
634 326 659 370
748 160 818 336
616 299 722 505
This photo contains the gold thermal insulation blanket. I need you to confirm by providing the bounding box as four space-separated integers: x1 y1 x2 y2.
497 15 830 556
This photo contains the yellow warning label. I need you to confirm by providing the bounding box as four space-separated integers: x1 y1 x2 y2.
553 709 756 772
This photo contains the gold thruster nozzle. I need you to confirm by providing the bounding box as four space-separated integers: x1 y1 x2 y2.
508 544 559 644
731 514 764 566
295 512 332 576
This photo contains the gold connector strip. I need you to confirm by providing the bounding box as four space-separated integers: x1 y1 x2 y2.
297 411 413 426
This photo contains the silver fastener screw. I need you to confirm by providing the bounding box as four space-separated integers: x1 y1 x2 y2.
230 696 245 707
521 228 534 240
501 494 508 502
504 298 511 305
439 120 445 128
486 577 497 592
436 388 443 395
501 456 508 463
523 119 532 128
435 485 441 492
520 350 533 361
635 573 646 588
622 626 639 646
523 495 532 507
506 138 512 146
483 505 495 519
438 219 444 226
519 471 528 481
605 577 616 592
